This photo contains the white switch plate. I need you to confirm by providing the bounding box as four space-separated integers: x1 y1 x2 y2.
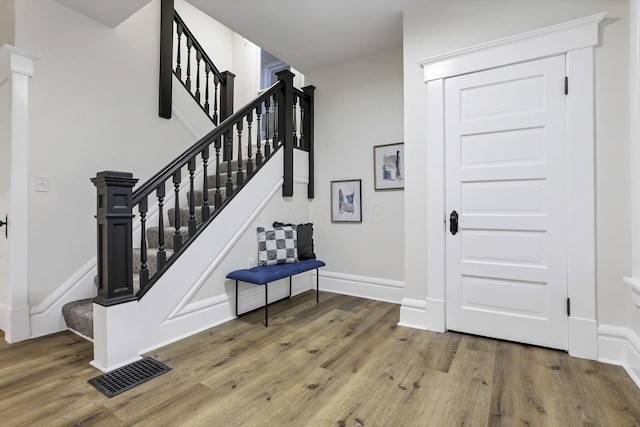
35 176 49 192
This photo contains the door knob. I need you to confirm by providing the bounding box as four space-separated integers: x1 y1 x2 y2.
0 215 6 238
449 210 458 235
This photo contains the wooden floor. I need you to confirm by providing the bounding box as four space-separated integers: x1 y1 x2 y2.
2 292 640 426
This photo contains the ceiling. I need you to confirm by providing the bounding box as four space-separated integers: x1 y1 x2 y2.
53 0 152 28
185 0 419 74
52 0 418 74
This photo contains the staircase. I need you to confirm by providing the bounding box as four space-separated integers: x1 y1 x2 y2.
62 160 244 339
59 7 315 371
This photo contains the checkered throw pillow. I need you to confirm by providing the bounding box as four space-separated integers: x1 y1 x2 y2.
257 226 298 266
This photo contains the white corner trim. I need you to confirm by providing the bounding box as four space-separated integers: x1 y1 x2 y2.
167 178 284 319
624 277 640 308
320 270 404 304
598 324 640 389
419 12 606 81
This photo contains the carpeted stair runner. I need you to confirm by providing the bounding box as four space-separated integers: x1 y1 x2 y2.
62 160 244 339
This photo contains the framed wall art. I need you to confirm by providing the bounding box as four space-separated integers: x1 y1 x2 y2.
331 179 362 223
374 142 404 190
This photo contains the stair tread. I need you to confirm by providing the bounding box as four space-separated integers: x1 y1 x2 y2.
62 298 94 339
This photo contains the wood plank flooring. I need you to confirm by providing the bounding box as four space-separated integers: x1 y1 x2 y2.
1 291 640 426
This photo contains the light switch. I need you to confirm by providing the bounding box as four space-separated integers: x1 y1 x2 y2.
35 176 49 192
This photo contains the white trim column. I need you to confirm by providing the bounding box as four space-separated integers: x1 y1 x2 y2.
625 0 640 306
0 45 41 343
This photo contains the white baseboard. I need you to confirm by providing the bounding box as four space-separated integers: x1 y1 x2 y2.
398 297 428 330
2 304 30 343
319 270 404 304
598 324 640 389
0 301 7 335
29 258 97 339
569 316 598 360
398 297 446 333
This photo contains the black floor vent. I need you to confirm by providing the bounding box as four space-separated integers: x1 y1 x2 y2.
88 357 172 398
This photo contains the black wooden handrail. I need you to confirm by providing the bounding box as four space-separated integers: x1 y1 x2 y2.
173 11 225 83
133 81 284 205
96 66 314 306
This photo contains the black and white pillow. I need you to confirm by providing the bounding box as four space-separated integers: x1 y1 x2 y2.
273 221 316 260
257 226 298 266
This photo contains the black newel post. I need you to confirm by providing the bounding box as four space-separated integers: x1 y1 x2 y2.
277 70 295 197
220 71 236 122
220 71 235 161
91 171 139 307
302 85 316 199
158 0 174 119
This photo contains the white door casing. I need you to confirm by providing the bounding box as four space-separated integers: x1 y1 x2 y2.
444 56 568 349
399 13 604 359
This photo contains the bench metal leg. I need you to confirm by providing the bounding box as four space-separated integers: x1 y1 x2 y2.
265 283 269 327
316 268 320 304
235 270 320 327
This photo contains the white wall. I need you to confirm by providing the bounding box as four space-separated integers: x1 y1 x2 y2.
0 0 15 46
403 0 630 326
14 0 197 307
305 47 405 297
232 33 261 108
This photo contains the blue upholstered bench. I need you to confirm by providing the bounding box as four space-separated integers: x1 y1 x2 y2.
227 259 326 326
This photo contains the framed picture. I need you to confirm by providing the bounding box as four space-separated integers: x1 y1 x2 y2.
331 179 362 223
374 142 404 190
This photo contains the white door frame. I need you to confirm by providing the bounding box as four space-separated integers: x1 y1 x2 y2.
415 13 605 360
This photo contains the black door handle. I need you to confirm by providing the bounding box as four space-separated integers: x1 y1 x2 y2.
449 210 458 235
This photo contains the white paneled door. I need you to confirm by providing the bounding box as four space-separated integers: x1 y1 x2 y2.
445 56 568 350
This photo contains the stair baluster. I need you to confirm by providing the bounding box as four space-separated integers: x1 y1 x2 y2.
256 104 263 167
273 98 279 152
264 97 271 157
247 111 254 176
214 137 222 209
195 51 202 102
293 94 299 148
225 131 234 197
204 64 210 115
188 158 196 237
175 23 182 79
299 101 305 150
185 36 192 91
173 170 182 252
213 74 219 125
236 120 244 187
139 196 149 287
156 184 167 270
201 147 210 222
